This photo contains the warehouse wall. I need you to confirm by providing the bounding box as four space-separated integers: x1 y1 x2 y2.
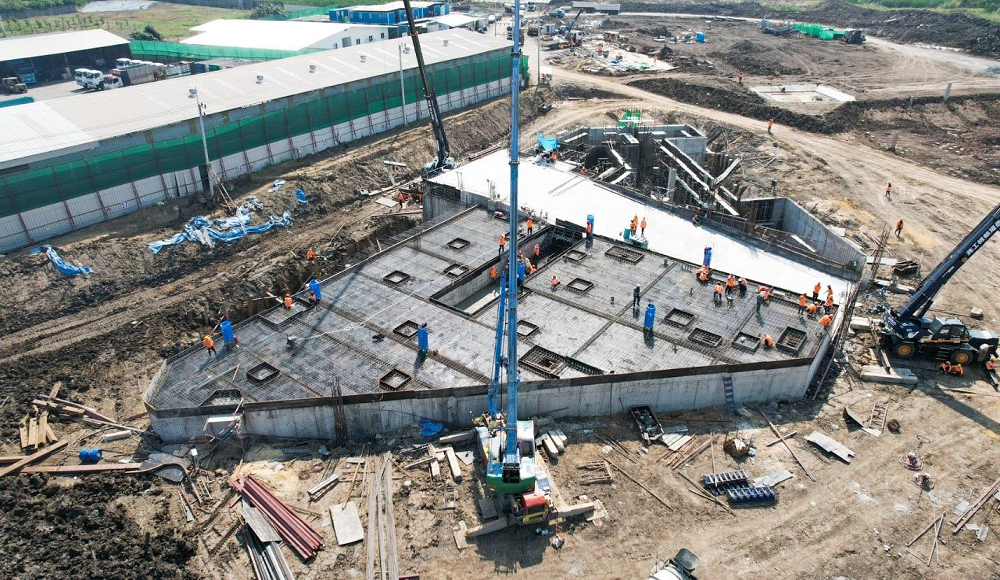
0 51 526 252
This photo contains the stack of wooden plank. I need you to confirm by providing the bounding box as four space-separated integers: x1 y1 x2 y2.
17 383 64 452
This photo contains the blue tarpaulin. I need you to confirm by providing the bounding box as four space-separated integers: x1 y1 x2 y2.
295 188 308 204
31 245 92 276
419 419 445 437
148 210 293 254
537 132 558 152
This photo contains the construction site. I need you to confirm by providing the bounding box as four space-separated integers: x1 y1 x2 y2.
2 1 1000 579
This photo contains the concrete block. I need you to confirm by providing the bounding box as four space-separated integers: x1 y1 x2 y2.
860 365 918 385
970 307 985 320
849 317 872 331
430 459 441 478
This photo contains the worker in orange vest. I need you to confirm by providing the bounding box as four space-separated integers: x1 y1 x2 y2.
812 282 821 300
759 286 771 301
490 266 497 281
895 219 903 239
713 282 724 306
306 248 315 261
640 217 647 236
819 313 833 331
697 267 709 283
203 335 216 358
534 243 540 258
499 234 506 256
726 274 736 295
826 285 834 300
825 295 835 313
586 221 592 237
806 302 819 316
283 293 292 309
987 355 997 372
738 72 744 85
527 217 534 235
551 275 561 288
798 293 807 314
938 361 952 374
761 333 774 348
738 277 748 297
767 118 774 134
885 182 893 200
951 363 964 377
529 262 537 275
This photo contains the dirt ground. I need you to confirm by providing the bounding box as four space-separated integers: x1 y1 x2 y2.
538 15 1000 185
4 3 1000 578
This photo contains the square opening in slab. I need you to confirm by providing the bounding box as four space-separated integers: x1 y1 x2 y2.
246 362 280 383
516 320 539 338
520 345 567 378
200 388 243 407
605 245 644 264
689 328 723 348
777 327 808 354
446 237 471 250
379 369 411 391
383 270 410 285
393 320 419 339
665 308 695 328
444 263 469 278
732 332 761 353
565 249 586 262
566 278 594 293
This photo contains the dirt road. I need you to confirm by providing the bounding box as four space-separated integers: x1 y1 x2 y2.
552 66 1000 322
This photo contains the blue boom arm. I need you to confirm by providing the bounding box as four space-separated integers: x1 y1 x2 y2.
488 272 507 419
503 0 524 477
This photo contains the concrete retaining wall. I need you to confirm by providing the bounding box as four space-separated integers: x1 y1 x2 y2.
149 362 813 442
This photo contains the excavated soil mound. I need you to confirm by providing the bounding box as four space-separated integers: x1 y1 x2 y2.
709 40 806 76
629 77 1000 135
621 1 1000 58
0 474 198 579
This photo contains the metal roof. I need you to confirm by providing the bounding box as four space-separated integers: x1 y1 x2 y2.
347 1 439 12
0 103 96 170
182 20 390 52
0 29 510 168
432 14 483 28
0 29 128 63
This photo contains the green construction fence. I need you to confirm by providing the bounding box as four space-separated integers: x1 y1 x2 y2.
130 40 324 62
0 54 527 219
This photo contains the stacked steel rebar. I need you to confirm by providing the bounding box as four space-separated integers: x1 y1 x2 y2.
231 475 323 560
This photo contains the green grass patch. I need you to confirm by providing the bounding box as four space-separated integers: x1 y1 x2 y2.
1 4 245 40
1 0 85 11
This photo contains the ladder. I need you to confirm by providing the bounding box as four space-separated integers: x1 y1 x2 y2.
209 167 237 213
867 401 889 434
722 374 736 416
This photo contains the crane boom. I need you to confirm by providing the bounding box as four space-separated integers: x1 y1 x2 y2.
896 203 1000 321
503 0 524 485
879 202 1000 365
401 0 453 177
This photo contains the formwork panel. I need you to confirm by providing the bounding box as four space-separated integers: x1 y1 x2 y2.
101 185 138 219
65 192 104 228
0 215 30 252
135 175 168 206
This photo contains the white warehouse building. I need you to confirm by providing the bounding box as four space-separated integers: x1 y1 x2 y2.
181 19 393 52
